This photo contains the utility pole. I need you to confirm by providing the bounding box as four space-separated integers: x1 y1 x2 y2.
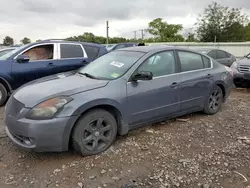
133 31 137 40
140 29 144 40
106 21 109 45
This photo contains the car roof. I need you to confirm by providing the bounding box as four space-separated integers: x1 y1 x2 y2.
117 45 193 53
32 40 105 48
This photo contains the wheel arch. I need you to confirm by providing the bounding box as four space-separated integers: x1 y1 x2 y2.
0 76 12 94
66 101 129 150
213 81 226 100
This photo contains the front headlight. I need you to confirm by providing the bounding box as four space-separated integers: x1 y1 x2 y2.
27 96 73 120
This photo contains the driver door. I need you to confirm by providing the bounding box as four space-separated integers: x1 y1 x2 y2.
11 43 57 89
126 50 181 126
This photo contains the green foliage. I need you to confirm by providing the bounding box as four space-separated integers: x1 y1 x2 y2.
196 1 249 42
66 32 129 44
148 18 184 42
185 32 199 42
20 37 31 44
3 36 14 46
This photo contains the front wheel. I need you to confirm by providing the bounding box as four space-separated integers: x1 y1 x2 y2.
72 109 117 156
204 86 223 115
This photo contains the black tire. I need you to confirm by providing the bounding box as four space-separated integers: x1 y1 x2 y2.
204 86 223 115
72 109 117 156
0 83 7 107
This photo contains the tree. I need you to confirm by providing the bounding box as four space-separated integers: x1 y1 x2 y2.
20 37 31 44
3 36 14 46
196 2 249 42
148 18 184 42
66 32 130 44
36 39 42 42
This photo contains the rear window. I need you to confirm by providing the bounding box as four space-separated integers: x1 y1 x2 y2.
83 45 99 59
60 44 83 58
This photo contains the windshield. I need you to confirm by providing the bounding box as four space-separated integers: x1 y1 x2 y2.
246 53 250 58
0 44 29 60
78 50 145 80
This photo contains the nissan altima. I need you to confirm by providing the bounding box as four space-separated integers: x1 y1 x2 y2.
4 46 234 156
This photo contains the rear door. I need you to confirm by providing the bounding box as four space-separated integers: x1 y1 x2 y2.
11 43 57 88
177 50 214 112
51 43 88 74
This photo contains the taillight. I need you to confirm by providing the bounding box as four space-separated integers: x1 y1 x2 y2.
224 66 233 76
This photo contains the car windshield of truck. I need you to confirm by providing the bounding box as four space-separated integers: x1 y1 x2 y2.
78 50 145 80
0 44 29 60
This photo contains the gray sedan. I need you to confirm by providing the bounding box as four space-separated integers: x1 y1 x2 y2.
230 53 250 87
4 46 234 156
194 48 236 67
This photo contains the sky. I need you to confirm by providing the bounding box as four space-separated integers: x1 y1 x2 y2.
0 0 250 44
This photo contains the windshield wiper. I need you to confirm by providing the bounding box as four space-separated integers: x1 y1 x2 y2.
78 72 99 79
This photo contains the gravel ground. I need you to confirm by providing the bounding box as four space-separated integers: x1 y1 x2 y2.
1 88 250 188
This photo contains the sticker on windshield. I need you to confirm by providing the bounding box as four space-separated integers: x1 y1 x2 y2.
110 61 124 68
110 73 120 78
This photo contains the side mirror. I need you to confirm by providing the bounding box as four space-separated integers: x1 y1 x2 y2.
16 54 30 63
132 71 153 81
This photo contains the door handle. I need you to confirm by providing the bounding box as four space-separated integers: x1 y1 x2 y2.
47 63 54 67
170 82 178 88
206 74 213 79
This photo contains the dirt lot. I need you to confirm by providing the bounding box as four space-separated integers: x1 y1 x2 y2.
1 89 250 188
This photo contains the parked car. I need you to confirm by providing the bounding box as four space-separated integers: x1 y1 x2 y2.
4 46 233 156
0 47 17 57
0 39 107 106
230 52 250 87
194 48 236 67
108 42 145 52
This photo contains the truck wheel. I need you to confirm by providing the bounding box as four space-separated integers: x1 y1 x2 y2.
0 83 7 106
204 86 223 115
72 109 117 156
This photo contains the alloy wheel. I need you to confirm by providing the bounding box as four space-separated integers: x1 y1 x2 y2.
82 118 113 151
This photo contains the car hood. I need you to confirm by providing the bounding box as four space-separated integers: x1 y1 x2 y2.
237 58 250 66
13 72 109 107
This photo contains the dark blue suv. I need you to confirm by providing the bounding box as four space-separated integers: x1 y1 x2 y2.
0 39 107 106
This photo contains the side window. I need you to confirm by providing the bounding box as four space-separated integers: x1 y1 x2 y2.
115 44 126 50
137 51 176 77
202 56 211 68
178 51 204 72
207 50 217 59
216 50 227 59
60 44 83 59
226 52 232 58
83 45 99 59
23 44 54 61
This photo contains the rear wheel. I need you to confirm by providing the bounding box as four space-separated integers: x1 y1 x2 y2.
0 83 7 106
72 109 117 156
204 86 223 115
